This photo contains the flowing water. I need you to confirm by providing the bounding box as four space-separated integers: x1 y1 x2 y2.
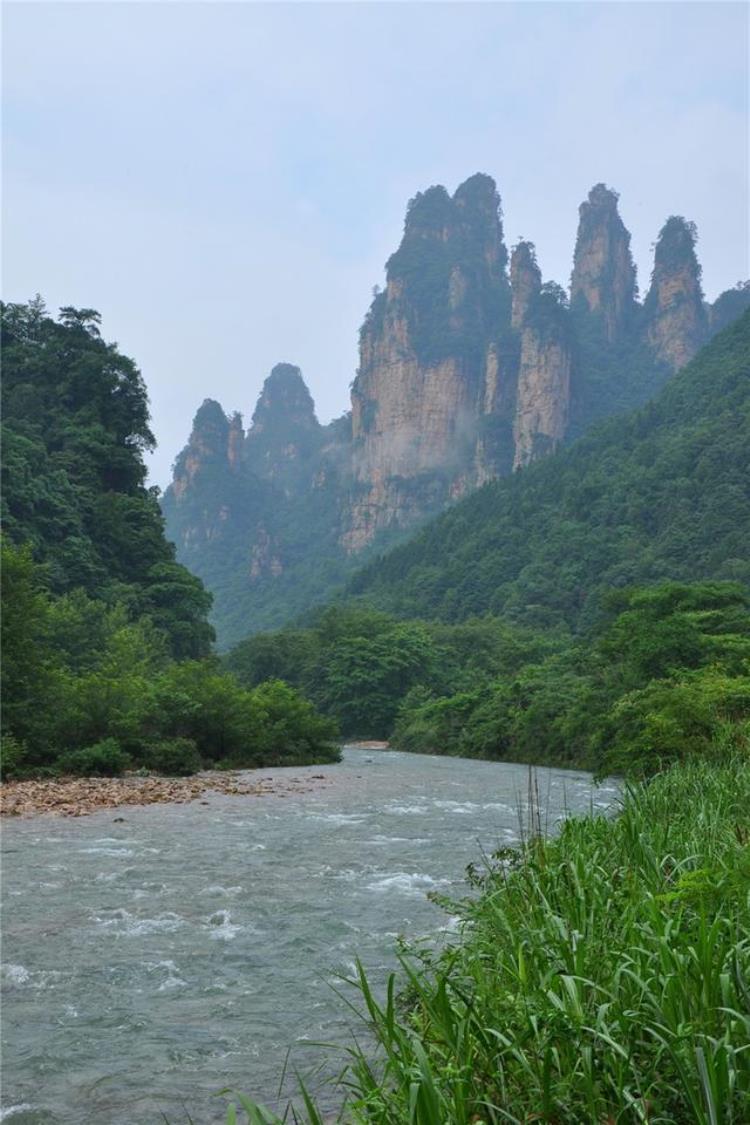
1 748 617 1124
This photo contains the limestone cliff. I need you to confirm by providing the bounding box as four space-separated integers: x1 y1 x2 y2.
168 399 236 556
570 184 637 342
511 241 542 329
513 282 572 470
343 174 512 551
170 398 231 503
644 217 708 370
245 364 322 495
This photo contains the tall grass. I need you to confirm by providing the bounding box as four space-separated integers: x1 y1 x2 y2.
225 758 750 1123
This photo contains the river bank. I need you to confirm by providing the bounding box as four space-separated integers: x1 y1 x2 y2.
0 769 334 818
0 742 391 818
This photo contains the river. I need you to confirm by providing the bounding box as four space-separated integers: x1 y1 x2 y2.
1 747 618 1123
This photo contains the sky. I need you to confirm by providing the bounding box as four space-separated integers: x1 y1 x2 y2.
3 1 748 487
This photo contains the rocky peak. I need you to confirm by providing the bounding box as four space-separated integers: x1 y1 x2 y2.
189 399 230 454
644 216 708 370
249 363 318 436
168 399 231 502
345 174 512 551
376 174 511 367
399 184 455 244
246 364 322 488
453 173 508 279
570 183 637 341
510 241 542 329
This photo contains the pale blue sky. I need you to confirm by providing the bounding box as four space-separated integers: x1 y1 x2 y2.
3 1 748 485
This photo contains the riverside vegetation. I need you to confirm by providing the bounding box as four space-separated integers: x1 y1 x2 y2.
225 755 750 1124
1 300 338 780
219 317 750 1120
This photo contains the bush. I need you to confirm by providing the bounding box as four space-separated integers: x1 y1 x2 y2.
56 738 131 777
141 738 202 776
0 734 26 779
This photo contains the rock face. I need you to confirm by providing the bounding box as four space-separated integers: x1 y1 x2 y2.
343 174 512 551
245 364 322 494
570 184 638 341
171 399 231 501
644 217 708 370
511 241 542 329
513 285 572 470
163 174 749 646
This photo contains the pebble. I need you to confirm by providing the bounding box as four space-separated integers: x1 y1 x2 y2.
0 771 331 819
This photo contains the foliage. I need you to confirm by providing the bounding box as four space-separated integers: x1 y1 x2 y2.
225 606 563 739
392 580 750 775
1 299 214 659
140 738 202 776
0 303 340 778
56 739 132 778
0 542 340 778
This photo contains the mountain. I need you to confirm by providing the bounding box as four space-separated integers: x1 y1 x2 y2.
162 176 750 647
348 311 750 630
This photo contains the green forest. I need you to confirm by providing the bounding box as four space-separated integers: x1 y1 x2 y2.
1 301 339 777
348 311 750 628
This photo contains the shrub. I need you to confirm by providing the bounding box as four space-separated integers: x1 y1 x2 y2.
141 737 202 776
0 734 26 779
56 738 131 777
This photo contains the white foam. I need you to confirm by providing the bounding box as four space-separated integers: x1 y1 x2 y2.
367 835 429 845
2 964 30 985
206 910 243 941
385 804 427 815
81 846 135 858
365 872 450 897
96 909 184 936
151 959 186 991
309 812 366 826
203 885 243 897
433 800 479 814
0 1106 36 1121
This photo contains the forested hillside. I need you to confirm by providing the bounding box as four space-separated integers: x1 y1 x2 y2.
227 316 750 775
349 311 750 630
1 301 338 777
2 298 213 657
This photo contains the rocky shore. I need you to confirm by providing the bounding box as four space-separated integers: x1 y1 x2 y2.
0 770 332 818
